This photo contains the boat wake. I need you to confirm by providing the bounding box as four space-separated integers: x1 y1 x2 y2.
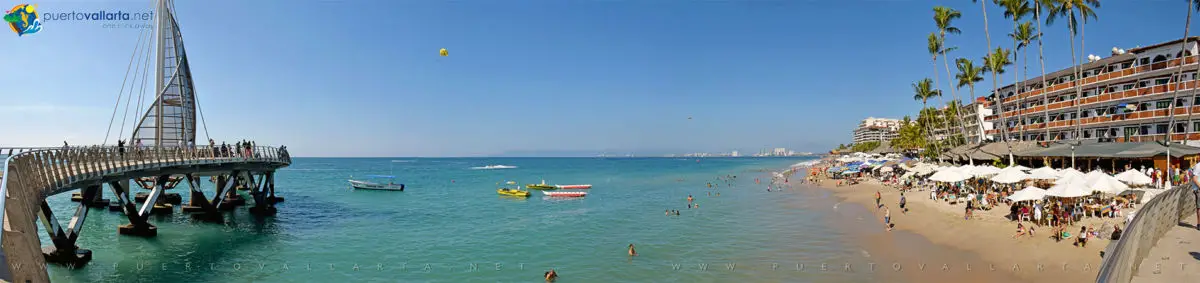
470 165 518 170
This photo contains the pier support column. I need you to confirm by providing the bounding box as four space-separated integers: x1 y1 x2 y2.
249 171 277 216
211 171 240 213
267 170 284 203
112 179 158 237
183 174 224 222
38 186 98 267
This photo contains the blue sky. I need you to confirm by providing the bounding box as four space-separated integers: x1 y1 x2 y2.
0 0 1193 157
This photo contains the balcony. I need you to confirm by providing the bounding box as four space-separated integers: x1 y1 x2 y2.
997 55 1198 105
984 105 1200 135
985 80 1200 121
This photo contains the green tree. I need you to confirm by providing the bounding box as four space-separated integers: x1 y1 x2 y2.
934 6 970 147
927 32 955 147
913 78 943 160
984 47 1015 165
956 58 986 147
1010 21 1039 140
1001 0 1033 141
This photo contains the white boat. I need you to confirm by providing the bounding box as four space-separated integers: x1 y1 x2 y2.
349 161 405 191
349 176 405 191
543 191 588 197
554 184 592 189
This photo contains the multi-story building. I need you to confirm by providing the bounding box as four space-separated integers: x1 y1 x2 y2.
773 148 787 156
984 37 1199 143
853 117 904 144
962 99 996 143
731 150 739 157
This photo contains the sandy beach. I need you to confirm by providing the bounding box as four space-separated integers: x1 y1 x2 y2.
801 172 1108 282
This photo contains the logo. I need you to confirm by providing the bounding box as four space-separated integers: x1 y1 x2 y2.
4 4 40 36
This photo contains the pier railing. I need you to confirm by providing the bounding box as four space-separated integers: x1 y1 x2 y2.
1095 183 1198 283
0 145 290 282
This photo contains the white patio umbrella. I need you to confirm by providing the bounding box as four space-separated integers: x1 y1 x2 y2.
1114 169 1153 185
970 165 1002 177
1009 165 1032 171
1029 166 1058 177
1007 186 1047 201
1056 170 1086 184
991 167 1031 184
1046 180 1092 198
1057 167 1084 177
1086 174 1129 195
929 168 971 183
879 167 894 172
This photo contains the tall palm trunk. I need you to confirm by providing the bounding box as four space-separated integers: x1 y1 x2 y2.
1014 19 1024 142
1166 0 1194 172
942 35 971 148
1037 1 1051 142
1023 40 1030 140
981 0 1014 165
921 103 942 160
1075 17 1088 143
1066 11 1080 168
970 84 980 143
932 58 954 149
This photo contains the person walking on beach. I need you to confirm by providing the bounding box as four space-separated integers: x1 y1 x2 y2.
898 193 907 214
874 190 881 208
880 205 892 232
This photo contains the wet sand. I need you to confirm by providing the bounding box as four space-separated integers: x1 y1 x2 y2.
796 173 1106 282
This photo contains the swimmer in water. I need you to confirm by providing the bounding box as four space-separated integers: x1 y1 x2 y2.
687 195 694 203
544 269 558 281
628 244 637 256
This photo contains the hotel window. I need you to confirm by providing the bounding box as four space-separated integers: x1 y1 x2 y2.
1140 58 1150 65
1123 84 1134 90
1141 125 1151 135
1194 121 1200 132
1156 101 1171 109
1107 86 1117 92
1157 124 1169 134
1121 62 1133 69
1178 98 1189 107
1141 102 1152 110
1126 127 1139 137
1155 78 1170 85
1176 123 1187 133
1138 81 1148 88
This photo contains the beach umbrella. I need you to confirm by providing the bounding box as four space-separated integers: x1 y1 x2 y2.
1027 165 1056 177
1114 169 1153 185
991 167 1031 184
879 167 894 172
929 168 970 182
1026 169 1059 180
1009 165 1032 171
1057 167 1084 177
1007 186 1047 201
1046 180 1092 198
1086 174 1129 195
970 165 1002 177
1055 172 1086 185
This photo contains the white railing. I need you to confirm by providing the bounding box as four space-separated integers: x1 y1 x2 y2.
0 144 291 282
1095 183 1199 283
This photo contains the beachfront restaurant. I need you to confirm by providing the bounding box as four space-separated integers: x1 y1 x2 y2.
941 141 1200 176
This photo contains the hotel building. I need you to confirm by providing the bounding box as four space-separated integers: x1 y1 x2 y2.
984 37 1200 143
962 100 996 143
852 117 904 144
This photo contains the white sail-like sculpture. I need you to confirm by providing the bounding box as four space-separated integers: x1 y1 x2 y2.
131 0 197 148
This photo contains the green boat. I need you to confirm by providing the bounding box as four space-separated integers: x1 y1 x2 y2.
526 180 556 190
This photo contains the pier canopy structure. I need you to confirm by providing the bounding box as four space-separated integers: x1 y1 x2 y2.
0 0 293 282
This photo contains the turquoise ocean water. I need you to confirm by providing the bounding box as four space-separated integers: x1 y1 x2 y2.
39 157 881 282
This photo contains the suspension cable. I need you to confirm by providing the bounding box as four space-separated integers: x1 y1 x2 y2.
119 31 153 141
103 27 149 145
130 33 154 141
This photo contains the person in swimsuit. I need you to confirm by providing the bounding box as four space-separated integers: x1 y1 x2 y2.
1075 226 1089 247
880 205 892 231
628 244 637 256
1012 223 1027 239
544 269 558 281
688 195 694 203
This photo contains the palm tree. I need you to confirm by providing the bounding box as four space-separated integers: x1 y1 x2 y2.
1045 0 1098 142
934 6 971 146
1010 21 1038 141
973 0 995 141
1034 0 1052 142
956 58 986 145
913 78 943 160
1165 0 1199 170
927 33 956 147
1001 0 1032 141
984 47 1015 165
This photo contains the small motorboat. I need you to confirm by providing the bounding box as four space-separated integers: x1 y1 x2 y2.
497 188 531 197
555 184 592 189
526 180 556 190
349 175 405 191
543 191 587 197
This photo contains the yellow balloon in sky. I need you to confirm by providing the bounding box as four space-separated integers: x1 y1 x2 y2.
439 48 448 56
